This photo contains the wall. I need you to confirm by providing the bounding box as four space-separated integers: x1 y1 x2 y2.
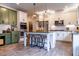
47 10 77 30
28 9 77 31
17 11 27 30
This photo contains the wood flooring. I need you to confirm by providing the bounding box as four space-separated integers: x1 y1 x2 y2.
0 41 72 56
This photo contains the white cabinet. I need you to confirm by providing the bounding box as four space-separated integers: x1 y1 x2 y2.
55 32 64 40
73 34 79 56
54 31 72 42
55 31 65 40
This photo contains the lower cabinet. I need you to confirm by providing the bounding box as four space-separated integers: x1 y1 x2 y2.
0 35 5 46
55 31 72 42
5 33 11 45
0 31 20 45
11 31 20 43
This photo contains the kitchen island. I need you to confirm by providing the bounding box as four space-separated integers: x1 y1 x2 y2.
24 32 56 51
24 31 72 51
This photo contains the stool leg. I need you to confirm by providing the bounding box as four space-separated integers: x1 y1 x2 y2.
30 35 33 47
37 37 40 47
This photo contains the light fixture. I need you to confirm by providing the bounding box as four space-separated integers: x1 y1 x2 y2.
32 3 38 19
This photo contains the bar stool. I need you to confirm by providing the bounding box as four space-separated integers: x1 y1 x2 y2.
42 35 47 48
30 34 36 47
36 34 40 47
43 35 47 49
36 34 45 48
39 34 44 48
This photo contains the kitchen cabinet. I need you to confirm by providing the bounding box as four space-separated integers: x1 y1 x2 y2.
11 31 20 43
0 34 5 46
0 31 20 45
4 33 11 45
8 9 17 26
54 31 72 42
0 33 11 45
0 7 8 24
0 7 9 24
0 6 17 26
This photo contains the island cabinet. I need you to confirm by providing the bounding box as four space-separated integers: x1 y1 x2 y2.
73 33 79 56
11 31 20 43
53 31 72 42
4 33 11 45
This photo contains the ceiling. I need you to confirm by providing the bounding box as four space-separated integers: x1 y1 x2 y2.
0 3 77 14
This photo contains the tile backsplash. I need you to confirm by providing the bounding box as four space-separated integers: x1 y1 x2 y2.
0 24 11 33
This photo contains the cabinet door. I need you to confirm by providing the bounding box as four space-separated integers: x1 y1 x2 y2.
0 7 9 24
56 32 64 40
5 33 11 45
8 10 17 26
12 31 19 43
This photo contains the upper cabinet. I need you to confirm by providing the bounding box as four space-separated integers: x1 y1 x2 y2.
0 6 17 26
8 9 17 25
0 7 9 24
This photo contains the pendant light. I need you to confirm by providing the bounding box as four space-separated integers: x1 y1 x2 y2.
32 3 38 19
43 4 48 21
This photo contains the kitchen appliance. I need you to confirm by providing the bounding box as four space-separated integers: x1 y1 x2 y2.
54 20 64 26
20 22 27 37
